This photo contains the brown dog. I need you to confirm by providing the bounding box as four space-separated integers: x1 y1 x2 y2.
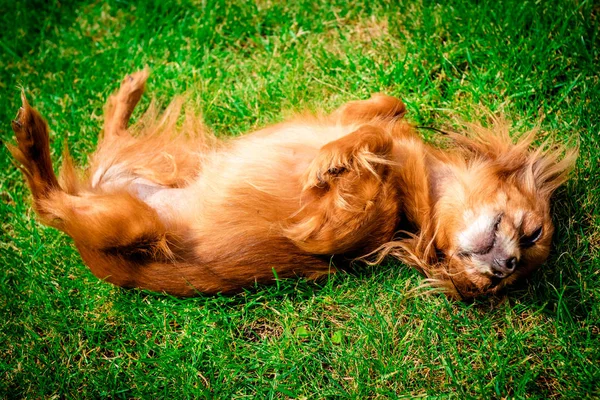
8 71 577 299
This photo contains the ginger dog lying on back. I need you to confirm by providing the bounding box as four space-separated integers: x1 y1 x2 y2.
9 71 576 299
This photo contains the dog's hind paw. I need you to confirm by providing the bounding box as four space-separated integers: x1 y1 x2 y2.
118 70 149 99
11 92 49 158
104 69 149 137
8 92 60 197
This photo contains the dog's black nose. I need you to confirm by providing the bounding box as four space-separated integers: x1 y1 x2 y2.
491 257 517 278
506 257 517 271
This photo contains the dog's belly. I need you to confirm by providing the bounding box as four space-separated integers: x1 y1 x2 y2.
94 122 365 257
137 184 190 220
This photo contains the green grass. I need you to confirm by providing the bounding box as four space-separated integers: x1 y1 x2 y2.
1 0 599 397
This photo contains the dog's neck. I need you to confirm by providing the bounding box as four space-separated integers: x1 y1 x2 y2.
391 136 435 232
391 135 469 240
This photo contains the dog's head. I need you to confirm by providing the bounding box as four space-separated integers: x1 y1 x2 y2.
424 118 577 299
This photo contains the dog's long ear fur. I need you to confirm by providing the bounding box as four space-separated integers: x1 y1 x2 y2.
522 143 578 198
449 115 535 171
448 115 578 197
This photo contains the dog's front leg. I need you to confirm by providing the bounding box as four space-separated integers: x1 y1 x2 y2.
285 125 400 255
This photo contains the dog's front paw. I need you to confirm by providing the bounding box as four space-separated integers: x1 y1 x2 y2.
303 126 394 191
303 146 353 190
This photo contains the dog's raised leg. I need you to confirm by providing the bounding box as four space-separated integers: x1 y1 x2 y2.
8 93 61 208
286 125 400 255
9 94 172 284
103 70 149 138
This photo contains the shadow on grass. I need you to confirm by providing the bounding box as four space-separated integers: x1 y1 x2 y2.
519 176 598 323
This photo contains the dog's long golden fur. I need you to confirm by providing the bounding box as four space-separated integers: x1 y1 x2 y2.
8 71 577 298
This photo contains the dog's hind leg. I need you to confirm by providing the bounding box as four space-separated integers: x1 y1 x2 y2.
9 93 169 256
285 125 400 255
8 94 191 292
103 70 149 138
92 70 206 190
8 93 62 205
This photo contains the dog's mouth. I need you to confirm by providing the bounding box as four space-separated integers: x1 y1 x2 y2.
447 269 510 299
488 276 504 290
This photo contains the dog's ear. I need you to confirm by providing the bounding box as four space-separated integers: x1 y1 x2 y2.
448 114 578 196
448 115 535 171
521 143 578 198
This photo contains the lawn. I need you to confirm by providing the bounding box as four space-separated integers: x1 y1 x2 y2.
1 0 598 398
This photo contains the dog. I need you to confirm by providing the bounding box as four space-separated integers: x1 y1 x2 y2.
8 71 577 299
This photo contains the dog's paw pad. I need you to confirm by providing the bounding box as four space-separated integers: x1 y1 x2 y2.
10 94 50 157
304 152 353 190
327 166 347 175
12 100 31 139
